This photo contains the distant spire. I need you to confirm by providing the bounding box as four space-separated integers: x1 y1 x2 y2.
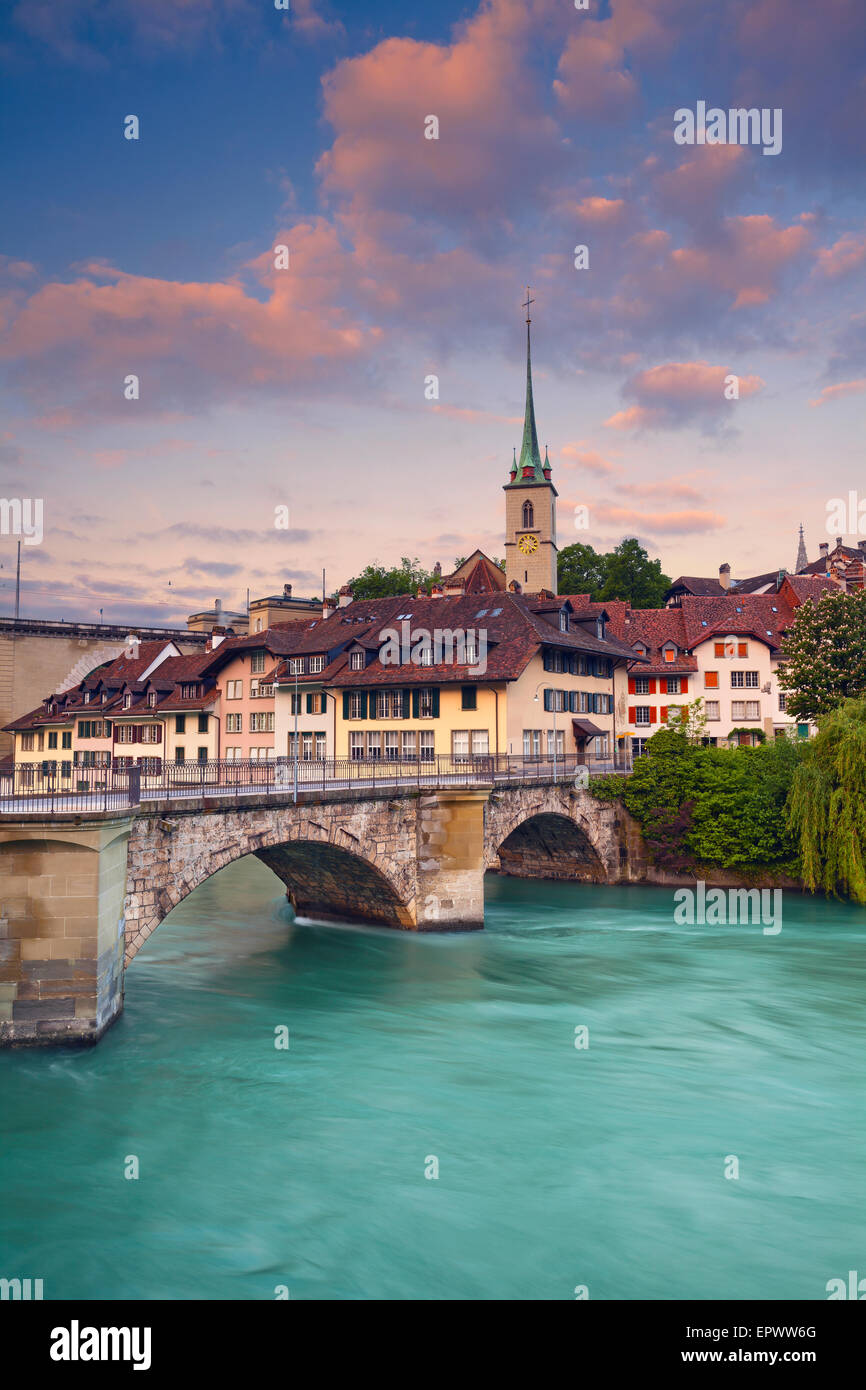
795 523 808 573
510 287 545 485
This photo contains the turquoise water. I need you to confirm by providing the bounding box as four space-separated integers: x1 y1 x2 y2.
1 857 864 1301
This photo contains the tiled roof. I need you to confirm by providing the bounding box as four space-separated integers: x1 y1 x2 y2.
440 550 506 594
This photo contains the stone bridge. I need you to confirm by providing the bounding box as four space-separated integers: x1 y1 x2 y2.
0 780 642 1047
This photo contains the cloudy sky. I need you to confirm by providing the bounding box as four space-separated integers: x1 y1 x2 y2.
1 0 864 625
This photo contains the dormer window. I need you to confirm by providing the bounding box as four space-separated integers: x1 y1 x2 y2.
559 610 569 633
596 618 605 639
84 691 91 704
147 692 157 708
350 650 365 671
522 500 534 529
123 693 132 709
662 645 677 663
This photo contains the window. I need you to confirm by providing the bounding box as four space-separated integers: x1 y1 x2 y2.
197 747 207 764
123 693 132 709
666 677 681 695
349 693 364 719
522 500 534 528
744 671 759 688
197 714 209 734
141 725 162 744
452 730 469 758
147 692 157 708
62 731 72 750
461 686 477 711
250 679 260 699
48 731 58 749
226 713 242 733
288 657 304 675
714 642 726 658
350 733 364 761
545 729 564 756
402 731 417 760
250 711 274 732
705 701 720 721
180 684 200 700
746 701 760 720
419 731 434 761
632 737 648 759
175 715 186 734
175 748 185 764
21 732 35 751
559 610 569 632
302 734 313 761
315 734 326 759
367 732 382 760
255 619 263 633
309 655 325 674
83 691 91 705
463 638 478 665
635 676 650 696
251 651 266 674
226 680 242 699
419 689 434 718
417 644 433 666
377 690 403 718
663 646 676 662
778 692 787 712
471 730 489 756
290 694 302 715
731 671 744 687
350 651 365 671
635 707 651 726
385 731 399 759
704 671 719 689
738 643 748 658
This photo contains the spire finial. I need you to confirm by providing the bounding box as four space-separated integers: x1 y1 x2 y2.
523 285 534 324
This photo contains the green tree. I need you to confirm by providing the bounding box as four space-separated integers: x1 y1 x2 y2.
786 698 866 901
664 696 708 743
778 589 866 720
599 538 671 609
557 542 608 598
347 557 433 600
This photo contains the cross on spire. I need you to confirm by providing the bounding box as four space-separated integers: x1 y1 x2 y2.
523 286 534 323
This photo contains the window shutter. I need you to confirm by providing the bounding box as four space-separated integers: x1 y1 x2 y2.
105 722 112 737
342 692 350 720
628 677 636 694
660 679 668 694
412 689 420 718
360 693 368 719
402 690 411 719
156 725 162 743
306 694 313 714
628 705 636 722
543 688 552 712
649 679 657 694
738 643 747 658
649 708 658 724
543 650 552 672
681 677 688 694
368 693 377 719
660 705 668 723
432 689 440 718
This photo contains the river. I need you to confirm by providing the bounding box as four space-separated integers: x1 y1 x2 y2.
1 856 864 1300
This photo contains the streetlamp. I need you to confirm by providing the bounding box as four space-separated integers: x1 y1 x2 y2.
292 664 299 804
533 681 558 780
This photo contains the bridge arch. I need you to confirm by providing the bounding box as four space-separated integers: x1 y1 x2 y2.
123 805 417 964
484 785 618 883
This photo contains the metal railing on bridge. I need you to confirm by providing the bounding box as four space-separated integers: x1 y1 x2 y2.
0 752 632 814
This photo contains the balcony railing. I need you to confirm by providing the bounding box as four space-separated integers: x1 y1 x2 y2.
0 752 633 813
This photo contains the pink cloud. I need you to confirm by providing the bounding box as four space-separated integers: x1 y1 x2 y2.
815 233 866 278
560 444 619 474
809 378 866 407
592 503 725 534
606 360 764 430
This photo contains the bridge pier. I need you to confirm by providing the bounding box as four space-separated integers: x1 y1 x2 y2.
0 816 131 1046
416 790 487 929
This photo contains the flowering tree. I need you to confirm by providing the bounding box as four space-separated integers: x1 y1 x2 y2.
778 589 866 720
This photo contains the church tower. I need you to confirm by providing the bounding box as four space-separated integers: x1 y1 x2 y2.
795 523 808 574
504 290 558 594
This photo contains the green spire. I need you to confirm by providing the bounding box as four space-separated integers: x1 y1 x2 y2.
508 289 546 485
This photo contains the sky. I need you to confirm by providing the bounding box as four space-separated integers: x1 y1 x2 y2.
1 0 865 627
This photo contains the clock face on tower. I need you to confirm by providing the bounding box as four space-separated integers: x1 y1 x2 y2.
518 534 539 555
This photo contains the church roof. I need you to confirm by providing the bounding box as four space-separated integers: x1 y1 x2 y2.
506 303 549 487
440 550 506 594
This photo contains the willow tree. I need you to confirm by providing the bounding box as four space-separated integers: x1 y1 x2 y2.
778 589 866 720
786 698 866 901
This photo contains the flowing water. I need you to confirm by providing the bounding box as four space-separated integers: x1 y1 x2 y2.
1 856 864 1301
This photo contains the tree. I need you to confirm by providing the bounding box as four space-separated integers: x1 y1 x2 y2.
598 538 671 609
557 542 608 598
347 557 433 600
778 589 866 721
786 698 866 902
664 697 708 743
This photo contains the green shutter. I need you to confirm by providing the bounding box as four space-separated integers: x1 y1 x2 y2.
368 692 377 719
412 689 420 719
360 692 368 719
432 689 440 718
306 693 313 714
343 692 350 720
402 690 411 719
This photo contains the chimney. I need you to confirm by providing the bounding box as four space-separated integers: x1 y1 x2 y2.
859 541 866 556
836 537 843 550
338 584 353 609
819 542 829 561
719 563 731 591
214 598 222 615
124 633 141 660
323 596 337 619
283 583 293 598
430 583 444 598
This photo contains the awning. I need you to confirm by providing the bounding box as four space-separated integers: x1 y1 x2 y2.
572 718 605 740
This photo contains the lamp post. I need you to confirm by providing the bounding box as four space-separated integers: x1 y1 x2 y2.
533 682 558 780
293 666 299 804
